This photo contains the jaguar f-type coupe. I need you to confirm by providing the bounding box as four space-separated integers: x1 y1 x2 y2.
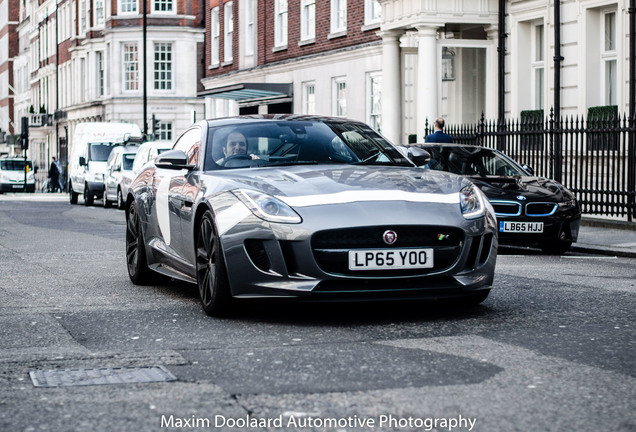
125 116 498 316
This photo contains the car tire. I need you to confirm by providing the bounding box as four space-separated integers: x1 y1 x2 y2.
117 188 125 210
69 182 78 204
103 187 112 208
84 183 94 206
540 240 572 255
196 211 233 317
126 201 153 285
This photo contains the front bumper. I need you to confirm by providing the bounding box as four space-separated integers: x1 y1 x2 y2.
0 183 35 193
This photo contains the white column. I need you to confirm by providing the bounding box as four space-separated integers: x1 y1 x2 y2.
378 30 402 145
485 24 499 120
415 25 439 141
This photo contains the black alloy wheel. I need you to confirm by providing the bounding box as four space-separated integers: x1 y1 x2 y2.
126 202 152 284
103 187 111 208
196 211 232 316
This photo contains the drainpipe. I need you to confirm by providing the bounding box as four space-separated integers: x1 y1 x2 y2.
497 0 506 151
143 0 148 139
553 0 564 183
629 0 635 221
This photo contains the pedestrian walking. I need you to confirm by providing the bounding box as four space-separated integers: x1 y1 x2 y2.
48 157 63 192
424 118 453 143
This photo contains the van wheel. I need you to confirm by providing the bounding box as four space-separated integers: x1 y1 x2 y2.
69 182 78 204
84 183 94 206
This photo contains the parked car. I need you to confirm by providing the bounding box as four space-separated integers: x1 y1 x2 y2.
131 140 174 175
69 122 143 206
0 157 35 193
103 145 140 209
416 143 581 254
126 116 498 317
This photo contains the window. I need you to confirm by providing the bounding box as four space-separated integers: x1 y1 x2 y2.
154 43 172 90
153 0 174 13
303 82 315 114
224 2 233 62
367 72 382 131
119 0 137 13
245 0 255 56
532 23 544 109
301 0 315 41
79 0 86 34
602 10 617 105
364 0 381 26
211 7 219 66
123 43 139 91
331 0 347 34
156 122 173 141
96 51 104 96
275 0 288 48
332 77 347 117
94 0 105 26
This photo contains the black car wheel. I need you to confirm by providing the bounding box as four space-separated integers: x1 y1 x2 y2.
84 183 94 206
103 187 112 208
69 182 78 204
126 202 153 284
196 211 232 316
117 188 125 210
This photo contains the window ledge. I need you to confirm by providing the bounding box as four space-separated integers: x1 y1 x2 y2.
328 31 347 40
361 22 380 32
272 45 288 53
221 60 233 67
298 38 315 47
208 64 220 70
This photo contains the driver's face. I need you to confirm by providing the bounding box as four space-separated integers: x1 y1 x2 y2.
224 133 247 157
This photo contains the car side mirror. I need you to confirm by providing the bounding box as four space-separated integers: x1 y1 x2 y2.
522 164 535 175
79 156 87 166
407 147 431 167
155 150 194 170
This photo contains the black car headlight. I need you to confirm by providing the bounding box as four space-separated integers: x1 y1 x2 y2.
558 199 577 209
460 184 486 219
236 189 302 224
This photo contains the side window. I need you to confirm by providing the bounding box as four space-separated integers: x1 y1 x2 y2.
173 128 202 167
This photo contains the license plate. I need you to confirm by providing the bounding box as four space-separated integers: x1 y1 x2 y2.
499 221 544 233
348 248 434 271
12 185 24 189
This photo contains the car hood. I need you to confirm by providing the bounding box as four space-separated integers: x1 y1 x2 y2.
205 165 468 201
468 176 572 202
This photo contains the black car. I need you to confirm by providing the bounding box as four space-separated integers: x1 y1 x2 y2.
418 144 581 254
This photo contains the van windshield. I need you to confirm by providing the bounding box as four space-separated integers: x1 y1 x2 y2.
1 160 33 171
89 143 115 162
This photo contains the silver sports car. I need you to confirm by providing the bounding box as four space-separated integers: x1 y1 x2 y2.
126 116 498 316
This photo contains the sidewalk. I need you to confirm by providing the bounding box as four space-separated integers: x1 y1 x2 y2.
574 216 636 258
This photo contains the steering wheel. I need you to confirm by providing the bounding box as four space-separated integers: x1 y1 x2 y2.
219 154 252 166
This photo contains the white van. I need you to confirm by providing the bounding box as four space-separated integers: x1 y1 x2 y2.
0 157 35 193
69 122 142 205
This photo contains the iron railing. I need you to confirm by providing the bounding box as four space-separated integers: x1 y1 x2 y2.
426 111 636 221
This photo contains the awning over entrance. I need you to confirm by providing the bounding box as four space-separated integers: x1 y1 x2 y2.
199 83 292 103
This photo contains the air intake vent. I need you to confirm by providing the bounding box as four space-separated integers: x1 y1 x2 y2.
244 239 271 272
526 202 557 216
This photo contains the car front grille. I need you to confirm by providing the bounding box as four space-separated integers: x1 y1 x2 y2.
525 202 557 216
491 200 522 217
311 225 465 277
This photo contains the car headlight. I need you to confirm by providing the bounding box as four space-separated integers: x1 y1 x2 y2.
236 189 302 224
558 199 577 208
460 184 486 219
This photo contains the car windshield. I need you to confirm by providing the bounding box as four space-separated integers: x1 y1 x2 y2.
424 146 528 177
89 143 116 162
204 120 412 170
122 153 136 170
1 159 32 171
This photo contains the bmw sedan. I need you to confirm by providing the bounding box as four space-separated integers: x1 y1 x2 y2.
125 116 498 316
418 143 581 254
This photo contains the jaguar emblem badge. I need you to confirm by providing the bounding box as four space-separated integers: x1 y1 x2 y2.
383 230 398 245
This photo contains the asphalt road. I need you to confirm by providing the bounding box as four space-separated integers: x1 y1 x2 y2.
0 197 634 432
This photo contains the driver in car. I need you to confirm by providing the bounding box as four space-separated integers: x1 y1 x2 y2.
217 131 259 165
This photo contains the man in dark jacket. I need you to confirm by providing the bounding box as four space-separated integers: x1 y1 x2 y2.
424 118 453 143
48 157 63 192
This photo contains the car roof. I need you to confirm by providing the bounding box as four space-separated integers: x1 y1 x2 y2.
200 114 367 128
140 140 174 149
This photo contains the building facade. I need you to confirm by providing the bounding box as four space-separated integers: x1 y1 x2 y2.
4 0 206 175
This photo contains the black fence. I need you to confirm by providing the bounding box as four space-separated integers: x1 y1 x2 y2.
426 112 636 221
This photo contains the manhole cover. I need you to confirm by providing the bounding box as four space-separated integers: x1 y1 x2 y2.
29 365 177 387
